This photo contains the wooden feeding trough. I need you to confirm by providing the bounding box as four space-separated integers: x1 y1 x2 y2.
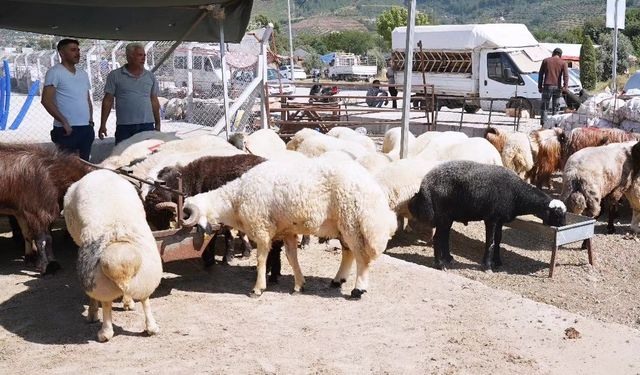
149 176 221 264
505 212 596 277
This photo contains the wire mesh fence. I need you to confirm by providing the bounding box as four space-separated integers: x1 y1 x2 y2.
0 38 265 144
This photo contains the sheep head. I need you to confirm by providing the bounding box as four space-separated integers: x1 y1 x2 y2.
182 202 213 234
542 199 567 227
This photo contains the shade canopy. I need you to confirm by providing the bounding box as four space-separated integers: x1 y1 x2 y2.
0 0 253 42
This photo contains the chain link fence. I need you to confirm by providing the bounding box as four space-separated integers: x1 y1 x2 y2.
0 37 266 145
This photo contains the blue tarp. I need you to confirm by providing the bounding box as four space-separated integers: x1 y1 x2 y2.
320 53 336 65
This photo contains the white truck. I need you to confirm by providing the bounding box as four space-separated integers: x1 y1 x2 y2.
391 24 582 115
170 43 230 96
328 53 377 81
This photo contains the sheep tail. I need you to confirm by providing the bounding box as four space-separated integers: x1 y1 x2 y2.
101 241 142 294
565 179 588 215
408 191 433 224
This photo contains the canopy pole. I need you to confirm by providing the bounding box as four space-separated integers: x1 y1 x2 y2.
217 14 231 140
151 6 210 73
259 25 274 129
400 0 417 159
286 0 296 82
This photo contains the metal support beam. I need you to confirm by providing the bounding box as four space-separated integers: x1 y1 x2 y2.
399 0 417 159
218 14 231 140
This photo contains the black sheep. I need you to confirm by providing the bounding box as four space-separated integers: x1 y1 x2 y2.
408 160 566 270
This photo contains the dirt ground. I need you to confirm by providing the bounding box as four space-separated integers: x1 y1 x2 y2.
0 211 640 374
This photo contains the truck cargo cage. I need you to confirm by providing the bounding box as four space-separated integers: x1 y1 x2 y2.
391 51 473 74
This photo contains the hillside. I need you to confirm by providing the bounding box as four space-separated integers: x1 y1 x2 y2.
253 0 638 33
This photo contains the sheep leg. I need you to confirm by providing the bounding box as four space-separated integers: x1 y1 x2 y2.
41 233 60 274
350 253 370 299
433 223 453 270
331 247 354 288
482 221 496 270
267 241 283 284
631 210 640 234
251 240 271 297
240 232 253 258
284 235 305 293
97 301 114 342
121 295 135 311
491 223 504 268
222 227 235 265
300 235 311 248
607 199 619 234
8 215 24 245
87 298 99 323
140 297 159 336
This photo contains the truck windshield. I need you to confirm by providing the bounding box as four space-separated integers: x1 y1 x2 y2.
508 51 541 73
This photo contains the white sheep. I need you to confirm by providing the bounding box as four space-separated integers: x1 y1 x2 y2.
484 127 535 180
326 126 377 153
382 127 416 159
415 137 503 166
356 152 393 174
561 141 640 234
182 158 398 299
286 128 323 151
64 170 162 342
294 133 369 159
99 131 180 169
412 131 468 156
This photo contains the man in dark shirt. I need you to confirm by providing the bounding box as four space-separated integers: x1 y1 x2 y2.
538 48 569 127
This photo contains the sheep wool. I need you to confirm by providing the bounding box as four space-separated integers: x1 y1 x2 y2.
64 170 162 342
184 158 397 299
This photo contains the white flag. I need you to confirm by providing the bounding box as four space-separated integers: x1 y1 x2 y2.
606 0 626 29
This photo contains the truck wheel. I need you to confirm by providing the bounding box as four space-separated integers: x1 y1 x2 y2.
464 105 480 114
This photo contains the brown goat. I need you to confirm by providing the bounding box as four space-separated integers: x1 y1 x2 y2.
526 128 566 189
144 154 267 265
483 127 508 153
561 127 640 168
0 143 93 273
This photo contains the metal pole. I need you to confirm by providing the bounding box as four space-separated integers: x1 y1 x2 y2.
219 20 231 140
286 0 296 82
399 0 417 159
260 25 274 129
612 0 619 93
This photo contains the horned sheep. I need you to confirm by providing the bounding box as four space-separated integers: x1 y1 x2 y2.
182 158 398 299
64 170 162 342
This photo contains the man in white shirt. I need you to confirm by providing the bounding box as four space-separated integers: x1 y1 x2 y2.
41 38 94 160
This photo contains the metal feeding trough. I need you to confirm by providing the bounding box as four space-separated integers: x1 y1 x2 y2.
505 212 596 277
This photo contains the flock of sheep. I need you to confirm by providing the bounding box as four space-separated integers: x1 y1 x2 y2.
1 122 639 342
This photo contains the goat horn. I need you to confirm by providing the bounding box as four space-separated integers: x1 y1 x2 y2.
181 203 200 228
155 201 178 213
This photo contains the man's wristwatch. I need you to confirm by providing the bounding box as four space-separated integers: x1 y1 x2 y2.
89 120 95 126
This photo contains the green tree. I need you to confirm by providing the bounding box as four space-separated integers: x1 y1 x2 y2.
250 14 281 34
323 31 380 55
376 6 430 45
302 52 323 71
579 35 597 90
597 31 635 80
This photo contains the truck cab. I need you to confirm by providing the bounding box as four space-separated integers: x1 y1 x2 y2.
479 48 582 115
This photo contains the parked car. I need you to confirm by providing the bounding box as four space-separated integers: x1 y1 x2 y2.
230 68 296 99
623 71 640 95
279 64 307 80
267 68 296 98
